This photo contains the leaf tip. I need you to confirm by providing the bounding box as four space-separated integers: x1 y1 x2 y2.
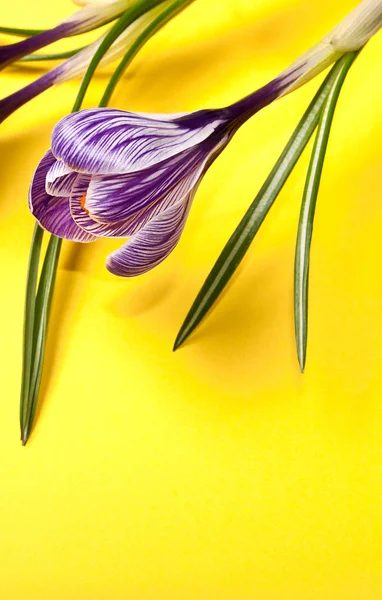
21 426 30 446
172 334 183 352
298 353 306 374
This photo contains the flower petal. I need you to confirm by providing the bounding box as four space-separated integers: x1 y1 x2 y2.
46 159 78 196
106 184 198 277
69 174 139 238
38 197 98 242
70 157 201 239
83 143 212 224
51 107 226 175
29 150 96 243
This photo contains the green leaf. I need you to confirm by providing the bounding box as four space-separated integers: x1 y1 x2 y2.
20 224 44 433
294 50 358 372
0 25 45 37
174 55 354 351
0 12 124 38
19 47 86 62
21 236 62 445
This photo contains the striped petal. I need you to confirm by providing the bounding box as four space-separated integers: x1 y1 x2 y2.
51 107 226 175
46 160 78 196
69 174 140 238
70 153 205 238
106 184 198 277
37 196 98 242
82 143 210 224
29 150 96 243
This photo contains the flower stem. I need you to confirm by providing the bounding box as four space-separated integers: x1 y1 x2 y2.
294 50 358 373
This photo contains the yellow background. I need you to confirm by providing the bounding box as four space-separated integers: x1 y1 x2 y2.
1 1 382 598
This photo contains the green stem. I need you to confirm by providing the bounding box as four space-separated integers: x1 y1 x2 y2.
21 237 62 445
0 25 45 37
20 224 44 432
173 56 354 351
0 12 125 38
19 47 86 62
294 51 358 373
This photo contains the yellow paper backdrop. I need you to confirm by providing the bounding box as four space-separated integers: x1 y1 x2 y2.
1 1 382 598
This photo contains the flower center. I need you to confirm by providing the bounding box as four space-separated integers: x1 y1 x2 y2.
80 193 89 215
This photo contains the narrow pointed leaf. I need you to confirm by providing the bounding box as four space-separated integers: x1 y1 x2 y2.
19 47 86 62
20 224 44 432
174 56 353 350
0 25 45 36
294 50 358 372
21 236 62 445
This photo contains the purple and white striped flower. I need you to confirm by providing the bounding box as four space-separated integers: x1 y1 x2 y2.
0 1 175 124
29 0 382 277
0 0 132 70
29 107 237 275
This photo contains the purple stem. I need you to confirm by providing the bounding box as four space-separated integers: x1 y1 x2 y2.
0 65 63 124
176 64 307 137
225 65 305 126
0 23 73 70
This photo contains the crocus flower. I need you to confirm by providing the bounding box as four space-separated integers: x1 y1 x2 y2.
0 0 132 70
0 0 175 124
29 0 382 277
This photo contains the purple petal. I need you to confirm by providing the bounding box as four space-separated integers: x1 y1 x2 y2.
106 185 198 278
46 160 78 196
70 174 140 238
38 196 97 242
70 160 202 239
51 107 227 175
29 150 96 243
84 143 210 225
